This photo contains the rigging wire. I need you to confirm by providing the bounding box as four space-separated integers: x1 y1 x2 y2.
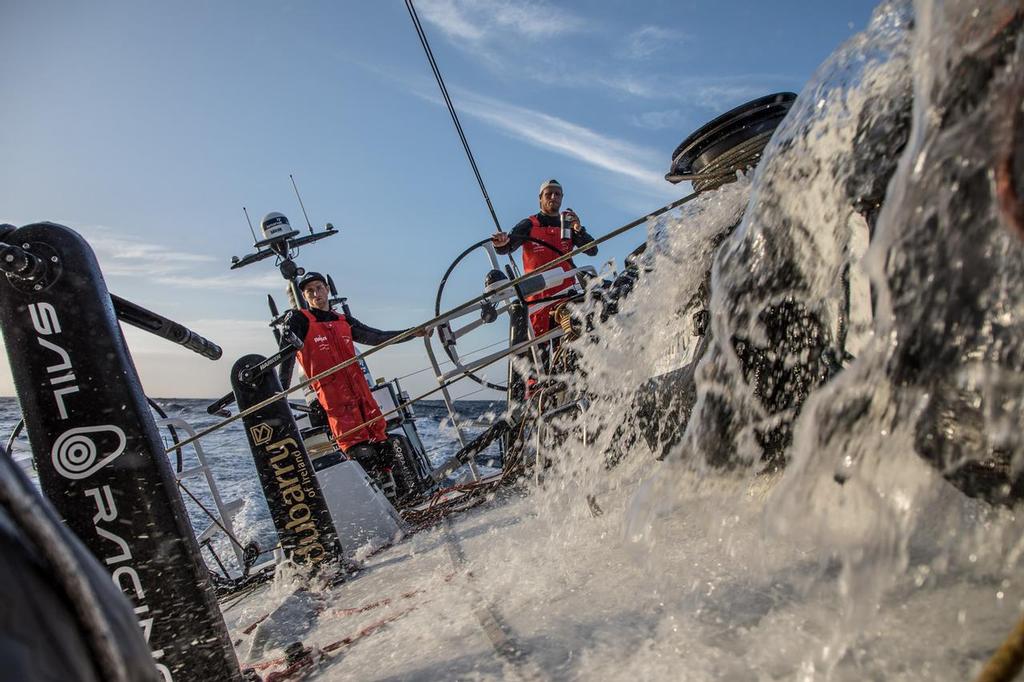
176 480 248 554
395 338 509 381
404 0 503 235
452 386 490 402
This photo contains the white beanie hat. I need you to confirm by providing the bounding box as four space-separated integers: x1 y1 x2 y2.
538 178 562 195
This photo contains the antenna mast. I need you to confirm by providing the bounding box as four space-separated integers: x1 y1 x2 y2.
290 174 315 235
242 206 258 242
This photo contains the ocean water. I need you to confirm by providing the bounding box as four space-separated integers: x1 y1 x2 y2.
0 396 503 568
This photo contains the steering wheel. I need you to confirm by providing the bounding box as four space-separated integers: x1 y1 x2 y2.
432 235 581 392
434 238 515 392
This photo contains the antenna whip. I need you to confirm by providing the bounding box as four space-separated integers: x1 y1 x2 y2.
290 174 315 235
242 207 258 242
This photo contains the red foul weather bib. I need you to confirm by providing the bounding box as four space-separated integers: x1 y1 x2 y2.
295 309 386 451
522 215 574 335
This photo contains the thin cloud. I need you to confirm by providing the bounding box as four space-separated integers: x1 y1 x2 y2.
81 225 216 277
389 1 796 114
449 89 674 196
485 2 587 39
628 78 786 130
415 0 484 41
619 26 686 60
58 224 279 291
688 82 777 110
153 272 284 291
416 0 588 44
525 66 794 107
92 239 213 264
631 109 688 131
412 3 788 107
347 59 675 196
451 45 794 108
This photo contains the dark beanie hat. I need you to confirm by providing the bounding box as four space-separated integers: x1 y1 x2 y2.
297 271 327 291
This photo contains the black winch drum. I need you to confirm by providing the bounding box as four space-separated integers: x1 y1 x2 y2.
667 92 797 192
0 223 242 681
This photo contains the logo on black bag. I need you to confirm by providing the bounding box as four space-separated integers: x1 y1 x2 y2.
250 422 274 446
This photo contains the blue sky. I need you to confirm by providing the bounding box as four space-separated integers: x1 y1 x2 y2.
0 0 878 400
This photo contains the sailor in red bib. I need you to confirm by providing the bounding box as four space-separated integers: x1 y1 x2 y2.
281 272 422 451
491 179 598 336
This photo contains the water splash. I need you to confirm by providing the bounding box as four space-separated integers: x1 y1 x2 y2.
527 0 1024 677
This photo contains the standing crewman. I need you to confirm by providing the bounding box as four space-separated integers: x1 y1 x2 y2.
491 179 598 337
279 272 425 497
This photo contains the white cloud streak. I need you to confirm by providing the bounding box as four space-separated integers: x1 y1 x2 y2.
85 228 216 277
619 26 687 60
627 78 787 130
449 89 674 196
73 225 279 291
152 272 283 291
416 0 484 41
412 3 793 110
630 109 688 131
508 66 793 111
415 0 588 44
81 225 214 274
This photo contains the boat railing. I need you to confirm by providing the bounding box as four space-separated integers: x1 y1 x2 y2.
158 416 280 575
420 256 597 483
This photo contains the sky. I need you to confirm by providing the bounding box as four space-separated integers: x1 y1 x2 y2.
0 0 880 401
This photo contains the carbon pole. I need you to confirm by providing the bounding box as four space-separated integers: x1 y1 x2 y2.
0 244 222 362
111 294 222 361
167 190 700 454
